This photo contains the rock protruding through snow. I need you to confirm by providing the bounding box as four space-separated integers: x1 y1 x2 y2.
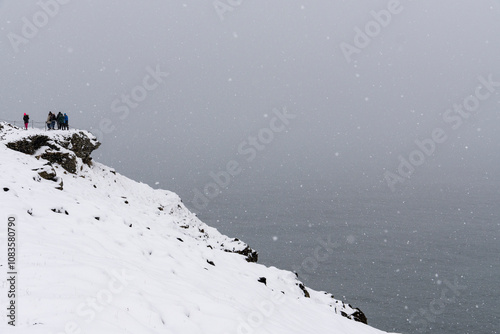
2 124 100 174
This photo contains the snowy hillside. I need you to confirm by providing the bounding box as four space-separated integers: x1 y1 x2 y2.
0 122 396 334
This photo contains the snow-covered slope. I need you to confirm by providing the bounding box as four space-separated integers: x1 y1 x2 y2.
0 122 397 334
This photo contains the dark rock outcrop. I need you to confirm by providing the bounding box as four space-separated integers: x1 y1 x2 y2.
39 152 77 174
6 135 54 155
234 245 258 263
350 308 368 324
4 131 100 174
297 283 310 298
59 133 101 165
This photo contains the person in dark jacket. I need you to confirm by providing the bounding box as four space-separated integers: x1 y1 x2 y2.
63 113 69 130
46 112 53 130
50 112 56 130
57 112 64 130
23 113 29 130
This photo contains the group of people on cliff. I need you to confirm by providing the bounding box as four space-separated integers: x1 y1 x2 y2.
46 112 69 130
21 112 70 130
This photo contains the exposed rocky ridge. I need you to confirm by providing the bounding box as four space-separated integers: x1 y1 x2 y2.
4 131 100 173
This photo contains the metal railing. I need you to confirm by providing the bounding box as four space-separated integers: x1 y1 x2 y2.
0 119 70 131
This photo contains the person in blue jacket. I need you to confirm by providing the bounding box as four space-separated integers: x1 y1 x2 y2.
64 113 69 130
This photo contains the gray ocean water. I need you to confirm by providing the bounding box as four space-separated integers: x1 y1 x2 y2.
198 179 499 334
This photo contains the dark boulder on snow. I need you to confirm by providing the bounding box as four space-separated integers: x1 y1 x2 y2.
33 164 57 181
39 151 77 174
297 283 310 298
350 308 368 324
232 245 258 263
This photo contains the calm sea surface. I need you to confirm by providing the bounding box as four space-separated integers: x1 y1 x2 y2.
198 179 499 334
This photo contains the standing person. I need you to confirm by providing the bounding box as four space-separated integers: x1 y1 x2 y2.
57 112 64 130
23 113 29 130
64 113 69 130
46 112 53 130
50 112 56 130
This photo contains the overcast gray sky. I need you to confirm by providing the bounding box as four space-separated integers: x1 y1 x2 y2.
1 0 499 211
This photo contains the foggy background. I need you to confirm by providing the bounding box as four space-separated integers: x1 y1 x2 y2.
1 0 499 204
2 1 500 332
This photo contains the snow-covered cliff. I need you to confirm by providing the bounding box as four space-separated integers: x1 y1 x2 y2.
0 122 397 334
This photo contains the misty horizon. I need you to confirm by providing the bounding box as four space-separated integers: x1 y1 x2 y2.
1 0 499 206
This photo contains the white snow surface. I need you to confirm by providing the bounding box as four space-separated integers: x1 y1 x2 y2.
0 123 397 334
